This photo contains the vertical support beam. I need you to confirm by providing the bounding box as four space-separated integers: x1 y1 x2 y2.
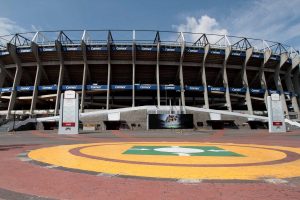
223 46 232 111
0 63 7 90
292 67 300 105
0 69 5 88
179 34 186 111
132 30 136 107
30 42 41 115
54 41 64 116
274 53 289 117
80 41 87 113
290 57 300 116
285 67 300 115
0 64 7 101
6 44 22 119
156 42 161 107
259 49 272 108
202 44 210 109
0 63 14 81
106 33 112 110
242 47 254 114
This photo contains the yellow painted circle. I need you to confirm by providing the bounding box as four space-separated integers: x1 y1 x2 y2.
80 143 286 165
28 142 300 180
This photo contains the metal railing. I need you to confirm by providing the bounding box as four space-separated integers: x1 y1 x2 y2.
0 29 299 59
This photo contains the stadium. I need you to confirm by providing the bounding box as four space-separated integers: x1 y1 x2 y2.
0 30 300 130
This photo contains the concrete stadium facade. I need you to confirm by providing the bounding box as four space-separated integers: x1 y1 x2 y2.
0 30 300 122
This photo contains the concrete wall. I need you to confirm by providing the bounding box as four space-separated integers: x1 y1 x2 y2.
81 114 107 131
79 109 252 130
186 110 210 128
221 114 250 129
120 109 147 130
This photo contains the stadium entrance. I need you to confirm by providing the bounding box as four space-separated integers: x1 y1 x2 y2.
104 120 128 130
104 121 121 130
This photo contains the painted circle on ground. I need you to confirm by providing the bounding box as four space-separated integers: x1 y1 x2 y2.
78 143 287 165
28 142 300 180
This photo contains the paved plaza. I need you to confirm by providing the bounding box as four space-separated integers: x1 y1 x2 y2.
1 130 300 199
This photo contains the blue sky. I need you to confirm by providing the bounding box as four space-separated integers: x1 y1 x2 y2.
1 0 300 49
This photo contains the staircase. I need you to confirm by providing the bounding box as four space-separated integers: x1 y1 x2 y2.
0 118 36 132
0 120 19 132
285 119 300 131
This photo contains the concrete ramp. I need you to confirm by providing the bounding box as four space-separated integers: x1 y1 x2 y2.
35 106 300 129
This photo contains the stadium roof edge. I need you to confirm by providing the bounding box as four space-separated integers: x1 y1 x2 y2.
0 30 299 60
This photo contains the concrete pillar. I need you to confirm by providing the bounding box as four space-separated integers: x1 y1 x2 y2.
285 68 300 114
293 67 300 105
0 71 5 88
290 57 300 115
223 46 232 111
0 63 13 100
6 44 22 119
132 40 136 107
202 44 210 109
179 40 186 110
274 53 289 117
80 41 87 113
106 41 111 110
30 42 41 115
156 42 161 107
0 63 14 81
30 63 41 114
242 47 254 115
54 41 64 116
259 49 272 108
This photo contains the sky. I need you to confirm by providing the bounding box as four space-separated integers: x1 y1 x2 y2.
1 0 300 50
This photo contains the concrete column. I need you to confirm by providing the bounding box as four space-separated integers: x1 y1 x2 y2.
132 41 136 107
80 41 87 113
30 42 41 115
259 49 272 108
274 53 289 117
0 63 14 81
106 42 111 110
0 71 5 88
285 68 300 114
0 71 5 100
156 42 161 107
242 47 254 115
6 44 22 119
202 44 210 109
30 63 41 114
223 46 232 111
0 63 13 100
292 67 300 105
54 41 64 116
290 57 300 115
179 41 186 109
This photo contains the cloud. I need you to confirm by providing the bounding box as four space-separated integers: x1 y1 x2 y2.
229 0 300 44
173 15 228 43
173 0 300 49
0 17 27 46
0 17 26 36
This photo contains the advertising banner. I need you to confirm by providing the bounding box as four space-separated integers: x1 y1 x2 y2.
16 86 34 91
86 85 108 91
62 85 82 91
148 114 193 129
38 85 58 91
